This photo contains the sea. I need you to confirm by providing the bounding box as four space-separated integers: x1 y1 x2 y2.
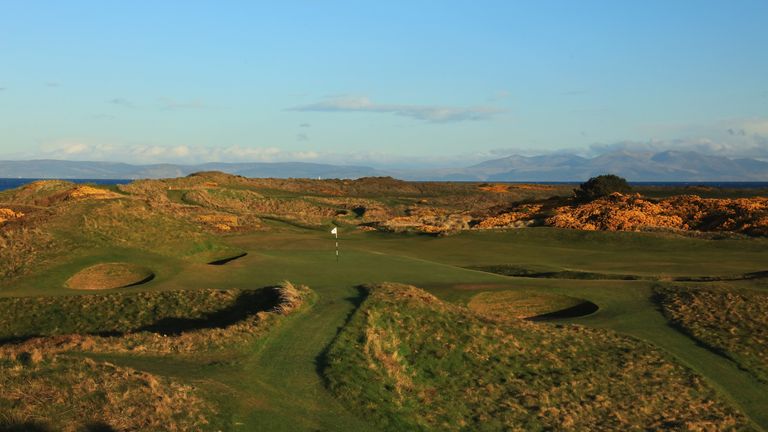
0 178 133 192
1 178 768 192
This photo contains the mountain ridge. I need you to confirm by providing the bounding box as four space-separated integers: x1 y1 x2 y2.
1 150 767 181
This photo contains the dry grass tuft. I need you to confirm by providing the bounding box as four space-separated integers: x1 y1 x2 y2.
65 185 122 201
0 282 313 356
0 208 24 224
0 356 215 431
325 283 749 431
656 284 768 383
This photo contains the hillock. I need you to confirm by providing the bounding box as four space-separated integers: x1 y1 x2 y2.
324 283 747 431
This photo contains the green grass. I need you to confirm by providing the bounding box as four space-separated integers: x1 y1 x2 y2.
324 283 749 431
3 195 768 430
0 287 279 341
655 284 768 384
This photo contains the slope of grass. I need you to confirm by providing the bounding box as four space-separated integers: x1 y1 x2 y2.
655 284 768 384
325 283 749 431
2 175 768 430
0 287 279 341
0 355 216 431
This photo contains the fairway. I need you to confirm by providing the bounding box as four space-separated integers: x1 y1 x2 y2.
2 225 768 430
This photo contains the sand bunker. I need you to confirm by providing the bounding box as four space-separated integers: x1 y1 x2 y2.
66 263 155 290
469 290 596 320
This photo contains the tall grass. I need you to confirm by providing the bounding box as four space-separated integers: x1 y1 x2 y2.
325 283 748 431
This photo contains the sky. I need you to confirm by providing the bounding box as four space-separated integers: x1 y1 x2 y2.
1 1 767 167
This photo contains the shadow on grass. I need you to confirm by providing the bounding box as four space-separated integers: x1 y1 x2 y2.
468 265 649 281
470 265 768 283
314 285 369 386
0 423 52 432
136 287 280 335
0 287 281 345
122 272 156 288
527 300 599 321
0 421 118 432
208 252 248 266
82 423 117 432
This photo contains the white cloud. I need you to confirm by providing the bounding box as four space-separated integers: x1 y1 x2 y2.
741 118 768 135
290 96 506 123
34 141 292 165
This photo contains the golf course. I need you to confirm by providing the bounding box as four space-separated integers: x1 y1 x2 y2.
1 175 767 431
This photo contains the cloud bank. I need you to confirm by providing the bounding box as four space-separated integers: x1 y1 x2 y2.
290 96 505 123
33 141 317 165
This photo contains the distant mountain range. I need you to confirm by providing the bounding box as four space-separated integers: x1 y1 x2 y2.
415 150 768 182
0 160 386 180
1 150 767 182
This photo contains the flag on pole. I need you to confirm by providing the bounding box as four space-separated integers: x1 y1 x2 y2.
331 227 339 262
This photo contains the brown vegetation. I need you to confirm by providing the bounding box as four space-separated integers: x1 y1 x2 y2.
0 355 214 431
474 204 542 229
475 193 768 235
550 194 768 234
326 283 748 431
0 208 24 224
656 284 768 383
0 226 56 281
65 185 122 200
0 282 312 356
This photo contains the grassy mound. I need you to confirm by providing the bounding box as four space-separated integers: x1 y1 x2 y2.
656 284 768 383
467 290 587 320
0 355 215 431
325 283 747 431
0 282 312 355
0 287 281 341
65 262 154 290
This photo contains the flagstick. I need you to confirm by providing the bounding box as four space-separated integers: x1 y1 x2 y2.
331 226 339 263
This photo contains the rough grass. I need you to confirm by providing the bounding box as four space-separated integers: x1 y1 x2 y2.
77 199 244 262
467 290 585 319
655 284 768 384
0 282 312 355
0 225 56 281
65 262 154 290
325 283 749 431
0 355 215 432
0 287 279 341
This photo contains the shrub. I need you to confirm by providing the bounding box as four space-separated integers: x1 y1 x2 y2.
575 174 632 202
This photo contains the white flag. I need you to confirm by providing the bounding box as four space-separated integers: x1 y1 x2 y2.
331 227 338 235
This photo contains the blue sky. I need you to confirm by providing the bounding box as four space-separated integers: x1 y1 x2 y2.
1 1 767 166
